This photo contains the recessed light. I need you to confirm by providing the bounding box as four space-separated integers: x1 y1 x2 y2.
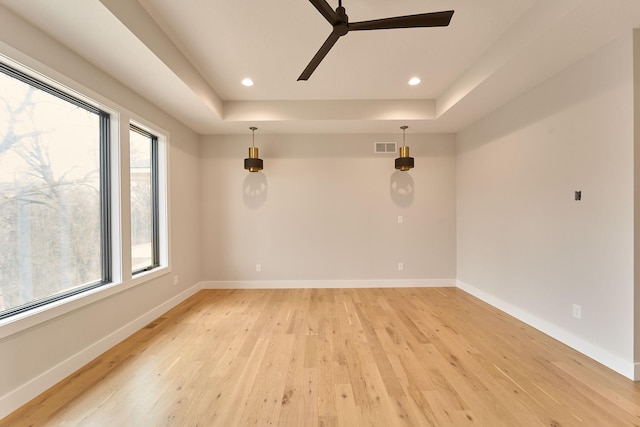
408 77 421 86
242 78 254 87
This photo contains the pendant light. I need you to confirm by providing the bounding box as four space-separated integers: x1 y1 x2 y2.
395 125 414 171
244 126 263 172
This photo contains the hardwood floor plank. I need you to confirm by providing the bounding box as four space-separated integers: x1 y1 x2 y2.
2 288 640 426
335 384 359 427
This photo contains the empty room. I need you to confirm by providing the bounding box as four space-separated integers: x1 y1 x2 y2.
2 0 640 425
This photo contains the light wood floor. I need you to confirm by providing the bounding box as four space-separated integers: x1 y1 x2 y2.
2 288 640 426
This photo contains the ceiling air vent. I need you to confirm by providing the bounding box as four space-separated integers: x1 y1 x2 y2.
374 142 397 154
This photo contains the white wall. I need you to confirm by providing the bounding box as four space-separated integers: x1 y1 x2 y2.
457 33 635 376
0 7 202 417
200 133 456 287
1 4 637 422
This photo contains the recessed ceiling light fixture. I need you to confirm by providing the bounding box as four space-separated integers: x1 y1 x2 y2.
408 77 421 86
244 126 263 172
395 126 414 171
241 78 254 87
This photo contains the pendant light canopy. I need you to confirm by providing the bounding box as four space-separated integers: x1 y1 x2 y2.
395 125 414 171
244 126 263 172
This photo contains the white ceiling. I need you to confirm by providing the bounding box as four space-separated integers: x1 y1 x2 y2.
2 0 640 134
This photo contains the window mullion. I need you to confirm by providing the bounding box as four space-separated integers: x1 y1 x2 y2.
100 112 112 283
151 135 160 268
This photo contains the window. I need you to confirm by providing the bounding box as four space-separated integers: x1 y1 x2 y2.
130 124 159 274
0 63 111 319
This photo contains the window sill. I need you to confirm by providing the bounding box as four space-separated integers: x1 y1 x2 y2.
0 265 169 340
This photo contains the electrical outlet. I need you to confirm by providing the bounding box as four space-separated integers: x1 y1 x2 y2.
397 215 404 224
572 304 582 319
398 262 404 271
256 264 262 272
173 275 179 286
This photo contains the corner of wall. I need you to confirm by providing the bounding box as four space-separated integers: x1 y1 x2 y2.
633 27 640 379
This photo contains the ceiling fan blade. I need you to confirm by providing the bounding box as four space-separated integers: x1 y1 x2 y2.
298 31 341 81
308 0 341 26
348 10 454 31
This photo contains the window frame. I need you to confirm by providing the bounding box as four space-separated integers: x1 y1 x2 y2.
0 62 112 320
129 123 160 275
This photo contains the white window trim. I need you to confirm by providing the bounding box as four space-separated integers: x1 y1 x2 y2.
0 53 172 340
129 119 171 276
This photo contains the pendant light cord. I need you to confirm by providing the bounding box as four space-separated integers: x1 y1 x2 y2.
401 125 408 147
250 126 257 148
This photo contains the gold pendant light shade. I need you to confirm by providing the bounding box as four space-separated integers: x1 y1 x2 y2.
244 127 263 172
395 126 414 171
245 146 263 172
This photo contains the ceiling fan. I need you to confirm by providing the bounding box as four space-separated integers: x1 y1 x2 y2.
298 0 454 81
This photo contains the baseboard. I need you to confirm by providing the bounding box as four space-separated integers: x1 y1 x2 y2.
0 282 202 420
457 280 636 381
202 278 456 289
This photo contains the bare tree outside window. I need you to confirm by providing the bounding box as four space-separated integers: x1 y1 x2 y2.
0 68 105 315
